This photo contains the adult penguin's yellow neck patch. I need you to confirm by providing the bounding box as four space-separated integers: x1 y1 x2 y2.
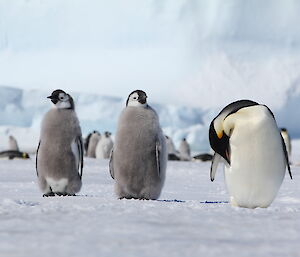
217 130 223 139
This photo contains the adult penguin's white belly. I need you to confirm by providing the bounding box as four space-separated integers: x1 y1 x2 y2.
224 106 286 208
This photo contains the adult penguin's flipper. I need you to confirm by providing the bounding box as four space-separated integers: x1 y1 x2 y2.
210 152 222 182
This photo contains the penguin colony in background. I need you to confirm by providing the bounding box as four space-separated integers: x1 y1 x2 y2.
83 131 113 159
27 89 293 208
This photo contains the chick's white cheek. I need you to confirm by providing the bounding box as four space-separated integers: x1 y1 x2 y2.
56 101 71 109
127 100 142 107
58 93 65 100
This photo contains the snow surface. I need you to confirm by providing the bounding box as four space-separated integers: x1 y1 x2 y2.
0 142 299 257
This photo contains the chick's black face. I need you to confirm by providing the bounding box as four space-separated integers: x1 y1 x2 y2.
137 90 147 104
126 90 148 106
47 89 74 109
104 131 111 137
47 89 67 104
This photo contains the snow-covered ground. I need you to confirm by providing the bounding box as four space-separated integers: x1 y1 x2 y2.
0 142 299 257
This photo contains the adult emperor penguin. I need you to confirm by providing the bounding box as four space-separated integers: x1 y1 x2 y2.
8 135 19 151
36 89 83 197
86 131 101 158
209 100 292 208
95 131 113 159
280 128 292 161
109 90 167 200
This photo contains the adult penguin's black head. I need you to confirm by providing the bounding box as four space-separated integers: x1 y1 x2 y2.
209 100 259 165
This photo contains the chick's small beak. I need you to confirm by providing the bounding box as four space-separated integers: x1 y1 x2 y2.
47 95 58 104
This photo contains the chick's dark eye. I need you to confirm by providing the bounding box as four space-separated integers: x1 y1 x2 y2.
133 97 137 100
60 97 64 100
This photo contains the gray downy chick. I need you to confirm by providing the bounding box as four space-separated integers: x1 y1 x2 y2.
96 131 113 159
36 89 83 197
165 135 176 155
8 135 19 151
110 90 167 200
165 135 180 161
86 131 101 158
178 138 191 161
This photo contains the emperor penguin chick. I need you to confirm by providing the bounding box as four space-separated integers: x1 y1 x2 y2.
36 89 83 197
8 135 19 151
178 138 191 161
109 90 167 200
96 131 113 159
86 131 101 158
209 100 292 208
165 135 180 161
165 135 176 155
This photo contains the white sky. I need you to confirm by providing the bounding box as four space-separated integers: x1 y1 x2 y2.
0 0 300 106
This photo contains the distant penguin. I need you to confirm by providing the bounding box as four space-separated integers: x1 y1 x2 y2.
165 135 180 160
165 135 176 154
109 90 167 200
209 100 292 208
84 130 100 156
96 131 113 159
178 138 191 161
280 128 292 161
0 150 29 160
8 135 19 151
86 131 101 158
36 89 83 197
84 132 93 154
192 153 213 162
